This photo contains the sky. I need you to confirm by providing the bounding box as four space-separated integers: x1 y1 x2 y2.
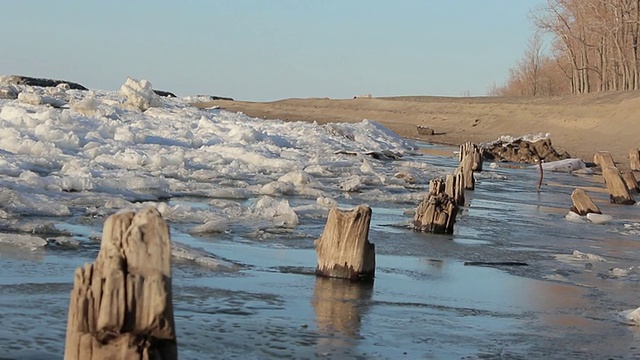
1 1 543 101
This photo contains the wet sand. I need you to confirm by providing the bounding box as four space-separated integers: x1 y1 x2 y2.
196 91 640 169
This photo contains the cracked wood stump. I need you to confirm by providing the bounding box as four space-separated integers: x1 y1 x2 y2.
622 170 639 193
315 205 375 281
594 151 616 170
459 142 483 172
570 188 601 215
603 167 636 205
630 148 640 171
413 178 459 234
64 207 177 360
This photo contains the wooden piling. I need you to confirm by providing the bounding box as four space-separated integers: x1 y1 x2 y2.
570 188 601 215
64 207 177 360
630 148 640 171
414 177 459 234
459 142 483 172
603 167 636 205
456 155 475 190
622 170 639 193
315 205 375 281
594 151 616 170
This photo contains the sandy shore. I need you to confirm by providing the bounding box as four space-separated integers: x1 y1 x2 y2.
196 92 640 168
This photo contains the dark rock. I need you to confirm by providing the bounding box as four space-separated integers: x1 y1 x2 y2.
197 94 234 101
482 138 570 164
154 90 177 98
5 75 88 90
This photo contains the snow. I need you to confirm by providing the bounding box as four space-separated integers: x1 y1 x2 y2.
0 76 426 247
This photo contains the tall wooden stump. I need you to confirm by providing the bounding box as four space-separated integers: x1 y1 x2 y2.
630 148 640 171
64 207 177 360
315 205 375 281
603 167 636 205
414 178 459 234
570 188 601 215
459 142 483 171
445 172 465 206
594 151 616 170
622 170 639 193
456 155 475 190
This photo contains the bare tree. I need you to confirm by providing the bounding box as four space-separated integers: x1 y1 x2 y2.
494 0 640 96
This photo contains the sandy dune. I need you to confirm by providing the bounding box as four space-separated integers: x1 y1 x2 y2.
196 92 640 168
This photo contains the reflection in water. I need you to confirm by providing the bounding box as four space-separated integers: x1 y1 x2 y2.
312 277 373 355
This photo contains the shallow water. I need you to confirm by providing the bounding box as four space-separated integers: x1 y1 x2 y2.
2 143 640 359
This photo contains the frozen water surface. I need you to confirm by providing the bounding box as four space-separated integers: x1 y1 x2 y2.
1 78 640 359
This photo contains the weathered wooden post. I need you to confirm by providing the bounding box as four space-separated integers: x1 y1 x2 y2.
459 142 483 171
630 148 640 171
64 207 177 360
445 172 465 206
456 155 475 190
622 170 639 192
603 167 636 205
413 178 459 234
315 205 375 281
594 151 616 170
570 188 601 215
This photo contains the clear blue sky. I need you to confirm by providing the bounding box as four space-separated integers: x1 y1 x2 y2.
1 1 543 101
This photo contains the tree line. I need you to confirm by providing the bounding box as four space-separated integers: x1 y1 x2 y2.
490 0 640 96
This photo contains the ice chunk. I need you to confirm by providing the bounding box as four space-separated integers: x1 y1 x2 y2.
619 307 640 325
251 196 299 227
70 95 99 116
586 213 612 225
118 77 161 111
0 234 47 250
572 250 605 262
17 91 66 107
278 170 313 185
316 196 338 208
17 92 43 105
565 211 586 223
171 242 238 271
189 218 230 234
339 175 362 192
259 181 295 196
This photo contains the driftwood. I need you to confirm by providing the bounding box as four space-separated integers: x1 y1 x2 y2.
630 148 640 171
622 170 639 193
459 142 483 171
603 167 636 205
570 188 601 215
594 151 616 170
315 205 375 281
64 207 177 360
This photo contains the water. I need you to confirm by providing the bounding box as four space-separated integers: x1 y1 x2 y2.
1 143 640 359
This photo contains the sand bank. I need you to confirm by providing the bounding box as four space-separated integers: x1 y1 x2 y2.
196 91 640 169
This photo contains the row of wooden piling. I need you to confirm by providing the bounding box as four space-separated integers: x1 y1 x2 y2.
413 142 482 234
63 143 489 358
